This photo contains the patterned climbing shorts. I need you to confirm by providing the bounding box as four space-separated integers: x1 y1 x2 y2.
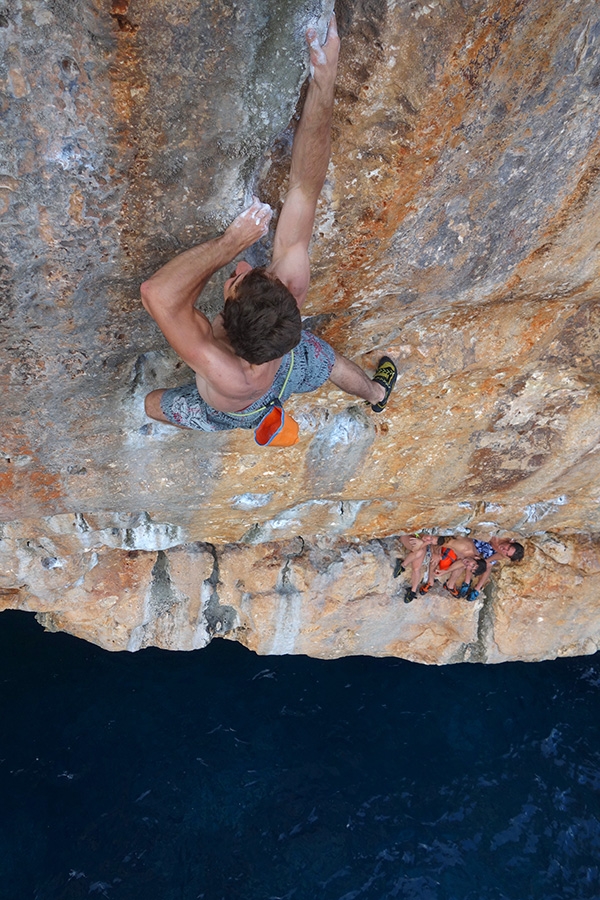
159 330 336 432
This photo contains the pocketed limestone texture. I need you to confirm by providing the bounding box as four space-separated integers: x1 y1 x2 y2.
1 0 599 660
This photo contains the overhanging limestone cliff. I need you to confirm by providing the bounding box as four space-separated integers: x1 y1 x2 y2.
1 0 599 659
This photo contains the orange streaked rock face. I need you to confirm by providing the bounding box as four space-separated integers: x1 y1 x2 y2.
1 0 599 660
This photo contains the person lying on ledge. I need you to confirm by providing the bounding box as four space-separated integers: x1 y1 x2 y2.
469 536 524 596
141 15 397 436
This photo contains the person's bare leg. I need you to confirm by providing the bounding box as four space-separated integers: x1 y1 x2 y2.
446 565 465 590
399 535 425 569
329 351 385 405
144 389 189 429
402 549 421 568
410 550 427 593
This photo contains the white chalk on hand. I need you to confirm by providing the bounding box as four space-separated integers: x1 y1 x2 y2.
240 200 271 227
309 37 326 66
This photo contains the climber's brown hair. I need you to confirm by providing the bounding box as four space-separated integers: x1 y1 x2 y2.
508 541 524 562
223 267 301 364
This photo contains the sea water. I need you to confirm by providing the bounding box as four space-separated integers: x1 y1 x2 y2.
1 610 599 900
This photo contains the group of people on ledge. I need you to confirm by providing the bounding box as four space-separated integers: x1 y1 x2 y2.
394 534 525 604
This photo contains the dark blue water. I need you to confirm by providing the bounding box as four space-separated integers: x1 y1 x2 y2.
1 611 599 900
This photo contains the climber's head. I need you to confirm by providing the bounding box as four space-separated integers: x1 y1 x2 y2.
464 557 487 577
223 263 301 365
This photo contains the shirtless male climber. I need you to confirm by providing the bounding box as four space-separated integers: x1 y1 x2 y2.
141 15 397 437
468 536 524 595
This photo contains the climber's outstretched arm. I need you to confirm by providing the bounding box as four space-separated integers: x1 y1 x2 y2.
269 14 340 307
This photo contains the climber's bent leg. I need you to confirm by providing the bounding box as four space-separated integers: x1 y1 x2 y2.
144 389 176 425
328 351 386 405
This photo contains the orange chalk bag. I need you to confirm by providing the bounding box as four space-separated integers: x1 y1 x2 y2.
254 400 299 447
228 348 299 448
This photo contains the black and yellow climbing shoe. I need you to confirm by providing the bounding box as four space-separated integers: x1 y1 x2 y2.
404 587 417 604
371 356 398 412
393 558 405 579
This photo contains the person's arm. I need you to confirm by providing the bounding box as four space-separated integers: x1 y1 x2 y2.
439 558 468 578
269 14 340 307
140 198 272 370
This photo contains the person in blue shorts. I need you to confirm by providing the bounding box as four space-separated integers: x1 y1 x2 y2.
469 537 524 597
141 16 397 434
